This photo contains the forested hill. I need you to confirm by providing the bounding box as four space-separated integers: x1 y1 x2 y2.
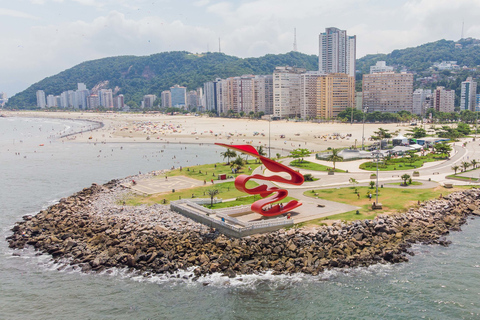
357 38 480 74
7 51 318 108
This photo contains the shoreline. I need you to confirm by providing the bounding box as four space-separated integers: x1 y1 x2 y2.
6 178 480 279
2 110 413 152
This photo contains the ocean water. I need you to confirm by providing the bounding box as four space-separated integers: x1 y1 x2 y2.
1 116 480 320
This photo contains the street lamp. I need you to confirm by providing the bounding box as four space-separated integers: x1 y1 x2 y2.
372 151 383 209
268 115 271 158
362 107 368 150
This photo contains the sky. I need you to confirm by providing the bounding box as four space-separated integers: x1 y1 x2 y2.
2 0 480 96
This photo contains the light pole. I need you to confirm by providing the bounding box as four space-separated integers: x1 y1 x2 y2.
373 151 383 208
362 107 368 150
268 115 271 158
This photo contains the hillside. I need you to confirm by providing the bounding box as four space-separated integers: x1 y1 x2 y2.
357 38 480 74
6 51 318 108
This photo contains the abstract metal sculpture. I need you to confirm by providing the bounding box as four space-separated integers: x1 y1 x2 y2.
216 144 304 217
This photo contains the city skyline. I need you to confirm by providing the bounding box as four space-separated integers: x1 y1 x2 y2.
2 0 480 96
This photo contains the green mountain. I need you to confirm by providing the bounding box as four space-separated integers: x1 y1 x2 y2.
356 38 480 74
6 51 318 108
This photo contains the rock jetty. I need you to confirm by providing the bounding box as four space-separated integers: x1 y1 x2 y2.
6 180 480 278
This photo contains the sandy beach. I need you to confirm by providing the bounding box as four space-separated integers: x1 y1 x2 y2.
4 111 413 152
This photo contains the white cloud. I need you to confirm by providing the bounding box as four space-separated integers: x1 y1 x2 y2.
0 8 38 19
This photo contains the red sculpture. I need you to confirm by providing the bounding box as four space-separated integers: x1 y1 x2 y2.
216 144 304 217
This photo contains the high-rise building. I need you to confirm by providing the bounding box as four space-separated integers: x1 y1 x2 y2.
36 90 46 109
273 66 305 118
300 71 322 119
98 89 113 108
317 73 355 119
434 86 455 113
46 94 56 108
170 84 187 107
318 27 356 77
187 90 198 109
78 83 87 91
114 94 124 110
161 90 172 108
203 82 217 112
254 75 273 115
362 72 414 113
461 77 477 111
370 61 394 74
412 89 432 116
143 94 157 109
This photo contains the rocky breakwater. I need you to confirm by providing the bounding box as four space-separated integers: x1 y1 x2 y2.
6 182 480 278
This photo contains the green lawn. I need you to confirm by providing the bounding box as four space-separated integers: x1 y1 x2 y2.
386 181 423 186
301 185 473 225
122 180 259 206
359 153 447 171
290 160 346 172
163 161 261 181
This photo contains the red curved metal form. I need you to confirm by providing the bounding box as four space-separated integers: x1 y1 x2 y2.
216 143 304 217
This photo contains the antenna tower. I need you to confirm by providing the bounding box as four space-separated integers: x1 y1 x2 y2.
293 28 297 52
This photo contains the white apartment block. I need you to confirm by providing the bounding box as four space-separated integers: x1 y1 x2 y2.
370 61 394 74
300 71 322 119
319 27 356 77
434 86 455 113
36 90 46 108
46 94 56 108
273 66 305 118
412 89 432 116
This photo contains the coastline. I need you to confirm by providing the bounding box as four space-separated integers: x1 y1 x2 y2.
7 178 480 278
3 110 411 152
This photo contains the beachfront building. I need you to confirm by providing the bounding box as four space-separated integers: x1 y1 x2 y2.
143 94 157 109
412 89 432 116
88 94 100 109
460 77 477 111
187 90 198 110
434 86 455 113
161 90 172 108
254 75 273 115
36 90 46 109
317 73 355 119
46 94 56 108
318 27 356 77
370 61 394 74
203 81 217 112
0 92 8 106
114 94 124 110
273 66 305 118
300 71 323 119
362 72 414 113
98 89 114 108
170 84 187 108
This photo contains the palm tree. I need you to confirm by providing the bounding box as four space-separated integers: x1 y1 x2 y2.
462 161 471 172
451 165 460 174
256 145 266 157
220 149 236 165
326 148 343 171
207 188 219 207
471 159 477 169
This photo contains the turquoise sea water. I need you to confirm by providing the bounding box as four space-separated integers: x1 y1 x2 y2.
1 116 480 320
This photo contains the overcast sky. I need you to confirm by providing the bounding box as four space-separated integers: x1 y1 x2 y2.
2 0 480 96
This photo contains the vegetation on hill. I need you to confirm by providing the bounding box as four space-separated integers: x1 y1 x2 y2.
6 51 318 108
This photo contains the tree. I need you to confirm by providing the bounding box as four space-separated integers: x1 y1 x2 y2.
471 159 477 169
326 148 343 170
434 142 452 158
349 177 358 187
371 128 392 141
405 127 427 139
231 156 244 171
401 174 411 186
256 145 266 157
462 161 471 172
207 188 219 207
220 149 237 165
451 165 460 174
289 148 311 164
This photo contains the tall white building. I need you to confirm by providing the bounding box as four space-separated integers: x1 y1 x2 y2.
318 27 356 77
273 66 305 118
46 94 56 108
412 89 432 116
461 77 477 111
161 90 172 108
36 90 46 108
